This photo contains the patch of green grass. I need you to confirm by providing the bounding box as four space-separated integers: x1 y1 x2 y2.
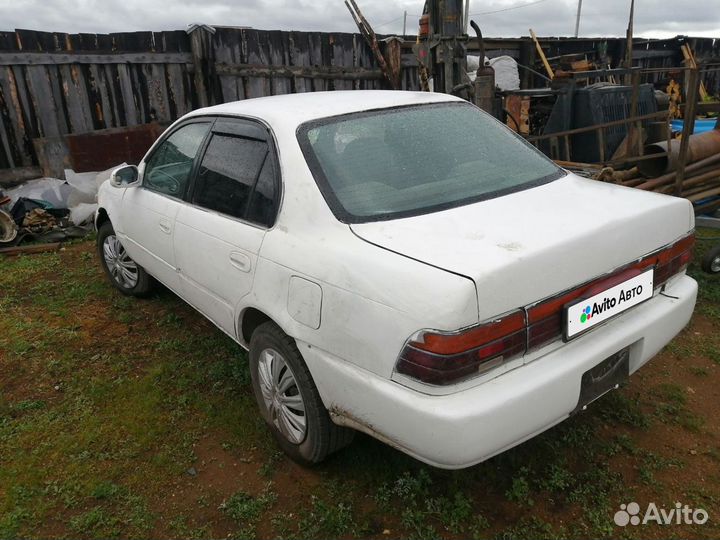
505 467 533 506
652 383 704 432
221 487 276 523
496 516 565 540
689 366 709 377
596 391 650 428
296 496 362 539
374 470 488 539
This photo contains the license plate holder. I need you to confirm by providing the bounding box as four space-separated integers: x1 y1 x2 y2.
565 267 654 341
572 347 630 414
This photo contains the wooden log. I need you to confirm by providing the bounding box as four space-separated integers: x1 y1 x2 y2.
0 243 61 256
529 29 553 79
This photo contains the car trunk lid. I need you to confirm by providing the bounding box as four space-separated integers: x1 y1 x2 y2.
350 174 693 322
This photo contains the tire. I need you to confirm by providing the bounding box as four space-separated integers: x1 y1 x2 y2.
97 221 153 296
249 322 354 465
701 243 720 275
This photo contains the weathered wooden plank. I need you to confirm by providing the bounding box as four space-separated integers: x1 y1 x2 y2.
0 32 19 52
268 31 291 95
25 65 61 137
96 34 113 51
244 30 270 98
103 64 122 127
165 63 190 117
288 32 311 93
129 65 149 123
331 33 355 91
111 31 154 52
309 33 328 92
15 29 42 51
58 64 93 133
0 51 194 66
116 63 138 125
77 33 99 51
88 63 113 128
215 63 384 80
143 63 171 122
46 65 70 135
0 83 16 168
0 66 32 166
214 28 240 103
160 30 192 53
355 34 377 90
11 65 38 137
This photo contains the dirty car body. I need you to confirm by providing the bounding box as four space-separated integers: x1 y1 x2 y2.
96 91 697 469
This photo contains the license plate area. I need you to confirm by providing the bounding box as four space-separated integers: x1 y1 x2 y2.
565 267 654 341
572 347 630 414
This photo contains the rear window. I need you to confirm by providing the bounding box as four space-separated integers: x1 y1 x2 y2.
297 102 564 223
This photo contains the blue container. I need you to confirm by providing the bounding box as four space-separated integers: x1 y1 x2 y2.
670 118 718 134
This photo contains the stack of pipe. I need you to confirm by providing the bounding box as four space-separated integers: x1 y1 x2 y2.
592 129 720 215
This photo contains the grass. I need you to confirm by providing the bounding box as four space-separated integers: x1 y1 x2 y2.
0 234 719 539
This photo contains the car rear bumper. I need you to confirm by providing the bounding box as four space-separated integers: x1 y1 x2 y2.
301 274 697 469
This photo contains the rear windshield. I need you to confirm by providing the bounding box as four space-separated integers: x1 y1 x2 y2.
297 102 564 223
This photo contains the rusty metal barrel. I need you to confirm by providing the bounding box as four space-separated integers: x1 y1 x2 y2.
638 129 720 177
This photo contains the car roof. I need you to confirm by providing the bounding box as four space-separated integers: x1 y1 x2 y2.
187 90 464 127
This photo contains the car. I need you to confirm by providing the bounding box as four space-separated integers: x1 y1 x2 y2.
95 90 697 469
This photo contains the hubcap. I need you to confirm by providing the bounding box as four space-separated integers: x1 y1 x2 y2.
103 234 139 289
257 348 307 444
712 255 720 273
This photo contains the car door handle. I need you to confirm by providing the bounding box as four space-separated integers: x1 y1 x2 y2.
158 219 171 234
229 251 251 273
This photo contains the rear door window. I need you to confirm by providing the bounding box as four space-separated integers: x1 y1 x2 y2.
191 125 279 227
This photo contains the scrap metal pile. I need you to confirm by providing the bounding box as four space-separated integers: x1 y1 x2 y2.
589 127 720 215
0 167 119 253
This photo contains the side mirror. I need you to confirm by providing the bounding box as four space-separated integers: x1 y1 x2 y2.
110 165 140 188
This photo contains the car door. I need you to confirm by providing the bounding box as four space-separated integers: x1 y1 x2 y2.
174 118 280 337
119 120 211 291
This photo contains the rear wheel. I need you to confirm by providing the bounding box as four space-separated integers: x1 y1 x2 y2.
249 322 354 465
702 244 720 275
97 221 153 296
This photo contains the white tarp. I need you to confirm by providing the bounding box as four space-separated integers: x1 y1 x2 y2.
4 164 124 225
467 55 520 91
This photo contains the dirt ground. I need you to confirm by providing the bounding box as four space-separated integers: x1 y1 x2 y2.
1 236 719 540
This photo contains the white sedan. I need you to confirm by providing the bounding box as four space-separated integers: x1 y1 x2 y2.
96 91 697 469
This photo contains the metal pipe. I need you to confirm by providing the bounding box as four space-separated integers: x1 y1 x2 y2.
634 152 720 190
637 129 720 177
574 0 583 37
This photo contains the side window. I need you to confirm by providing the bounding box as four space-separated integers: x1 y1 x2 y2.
246 159 277 227
144 122 210 197
193 134 269 221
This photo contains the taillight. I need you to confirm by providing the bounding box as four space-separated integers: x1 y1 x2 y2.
396 310 526 385
397 233 694 386
527 232 695 352
654 233 694 286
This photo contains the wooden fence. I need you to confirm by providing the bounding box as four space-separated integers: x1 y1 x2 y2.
0 27 718 172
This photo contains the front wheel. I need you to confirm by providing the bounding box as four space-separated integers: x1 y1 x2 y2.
702 244 720 275
97 221 153 296
249 322 354 465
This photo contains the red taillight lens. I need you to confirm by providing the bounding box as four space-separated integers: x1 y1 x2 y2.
653 234 694 286
397 233 694 386
527 232 694 351
396 311 527 385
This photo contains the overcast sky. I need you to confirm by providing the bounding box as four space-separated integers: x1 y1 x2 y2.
0 0 718 38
